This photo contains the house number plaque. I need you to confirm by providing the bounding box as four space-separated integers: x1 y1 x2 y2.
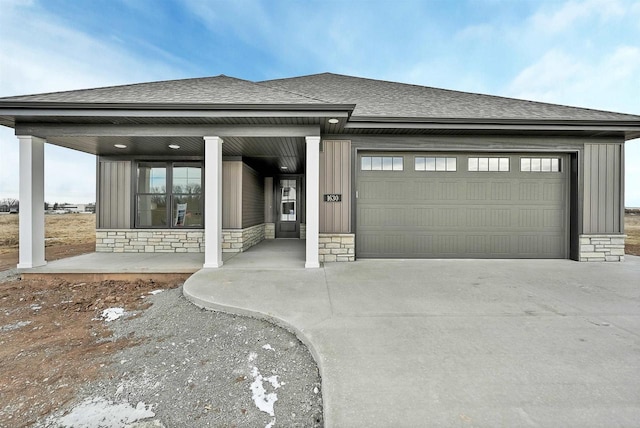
323 194 342 202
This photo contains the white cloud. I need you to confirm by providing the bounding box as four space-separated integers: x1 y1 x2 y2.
507 49 583 103
0 1 185 203
506 46 640 114
530 0 625 34
0 4 184 96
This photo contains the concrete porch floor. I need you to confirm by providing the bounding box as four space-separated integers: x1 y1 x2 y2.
18 239 307 279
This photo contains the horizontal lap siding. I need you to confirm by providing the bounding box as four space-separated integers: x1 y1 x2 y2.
97 159 131 229
583 143 623 234
242 164 265 228
264 177 274 223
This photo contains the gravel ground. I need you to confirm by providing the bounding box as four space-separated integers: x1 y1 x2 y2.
36 286 323 428
0 268 18 283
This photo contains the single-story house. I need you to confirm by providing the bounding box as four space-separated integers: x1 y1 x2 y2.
1 73 639 268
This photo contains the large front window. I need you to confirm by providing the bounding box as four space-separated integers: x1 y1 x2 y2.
136 162 203 228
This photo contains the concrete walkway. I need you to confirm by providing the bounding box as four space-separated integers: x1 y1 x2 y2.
184 248 640 427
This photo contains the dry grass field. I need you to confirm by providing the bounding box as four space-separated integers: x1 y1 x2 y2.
625 210 640 256
0 213 96 270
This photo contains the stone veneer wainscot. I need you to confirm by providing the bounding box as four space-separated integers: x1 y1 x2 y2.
319 233 355 262
579 234 626 262
265 223 275 239
96 224 266 254
221 224 265 253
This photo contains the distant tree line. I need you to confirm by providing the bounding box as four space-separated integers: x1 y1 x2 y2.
0 198 19 212
0 199 96 213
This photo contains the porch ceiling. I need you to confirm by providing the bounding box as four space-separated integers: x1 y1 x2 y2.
47 135 307 175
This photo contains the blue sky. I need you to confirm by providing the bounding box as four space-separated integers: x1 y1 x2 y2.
1 0 639 204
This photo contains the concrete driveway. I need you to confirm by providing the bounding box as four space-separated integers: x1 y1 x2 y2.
184 254 640 427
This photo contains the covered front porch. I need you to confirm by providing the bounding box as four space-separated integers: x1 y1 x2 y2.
20 239 307 280
16 125 330 271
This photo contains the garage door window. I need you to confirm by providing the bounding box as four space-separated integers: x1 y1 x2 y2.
468 157 509 172
521 157 561 172
415 156 457 171
361 156 403 171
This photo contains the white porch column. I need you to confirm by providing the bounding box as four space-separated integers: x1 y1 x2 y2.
17 135 46 268
203 136 223 268
305 136 321 268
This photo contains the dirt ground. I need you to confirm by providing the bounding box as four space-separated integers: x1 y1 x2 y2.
0 214 96 271
0 211 638 426
0 275 182 427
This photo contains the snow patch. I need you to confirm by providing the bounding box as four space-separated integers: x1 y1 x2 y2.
100 307 125 322
149 289 164 295
1 320 32 332
53 397 155 427
262 344 274 351
249 366 281 417
265 418 276 428
248 352 258 362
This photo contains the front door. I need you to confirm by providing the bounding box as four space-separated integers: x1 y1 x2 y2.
276 177 300 238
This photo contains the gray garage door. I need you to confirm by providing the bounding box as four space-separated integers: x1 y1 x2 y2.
356 152 569 258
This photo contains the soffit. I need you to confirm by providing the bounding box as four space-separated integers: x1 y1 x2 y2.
48 135 306 175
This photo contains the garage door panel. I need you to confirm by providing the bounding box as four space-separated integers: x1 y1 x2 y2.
466 208 489 227
415 208 434 227
466 182 488 200
416 181 436 199
543 209 564 229
543 182 564 201
435 208 460 227
491 182 511 200
491 209 512 227
518 209 541 228
439 182 460 199
357 152 568 259
519 182 541 200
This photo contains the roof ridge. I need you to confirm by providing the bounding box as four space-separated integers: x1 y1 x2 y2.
254 78 336 104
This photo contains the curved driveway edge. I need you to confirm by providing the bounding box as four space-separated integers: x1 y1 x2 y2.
184 257 640 427
183 267 335 421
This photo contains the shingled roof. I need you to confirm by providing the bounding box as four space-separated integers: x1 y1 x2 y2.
260 73 640 122
0 75 334 106
1 72 638 124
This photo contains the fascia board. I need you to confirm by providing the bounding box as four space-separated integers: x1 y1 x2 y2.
0 108 352 119
344 120 640 132
0 102 356 111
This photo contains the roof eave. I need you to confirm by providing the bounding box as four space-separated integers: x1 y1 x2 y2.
0 101 356 111
345 118 640 137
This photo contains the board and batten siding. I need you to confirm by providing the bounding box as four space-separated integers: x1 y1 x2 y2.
242 164 265 228
97 159 131 229
583 143 624 234
320 140 351 233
